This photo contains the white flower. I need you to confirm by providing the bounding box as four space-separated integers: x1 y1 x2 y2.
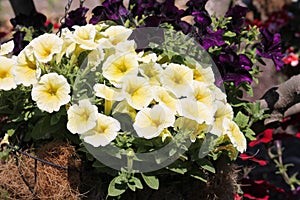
81 113 120 147
193 63 215 85
139 62 163 86
102 53 139 86
67 99 98 134
223 119 247 152
122 76 153 110
138 52 158 63
13 47 40 86
190 81 215 109
177 98 214 125
0 41 14 56
71 24 98 50
31 33 63 63
133 105 175 139
93 83 124 101
154 86 178 114
210 101 234 136
0 56 17 90
104 25 132 45
161 63 193 97
31 73 70 113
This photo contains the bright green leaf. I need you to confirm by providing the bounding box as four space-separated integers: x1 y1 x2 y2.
141 173 159 190
108 177 126 197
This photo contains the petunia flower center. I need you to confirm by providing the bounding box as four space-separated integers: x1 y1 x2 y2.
0 70 8 79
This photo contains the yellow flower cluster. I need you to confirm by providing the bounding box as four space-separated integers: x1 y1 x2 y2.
0 24 246 152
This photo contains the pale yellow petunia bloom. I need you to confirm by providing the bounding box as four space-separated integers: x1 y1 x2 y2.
193 63 215 86
93 83 124 101
71 24 99 50
0 41 14 56
104 25 132 45
161 63 193 97
139 62 163 86
122 76 153 110
154 86 178 114
210 101 234 136
81 113 121 147
102 53 138 86
31 73 70 113
31 33 63 63
67 99 98 134
177 98 214 125
190 81 215 109
223 118 247 152
0 56 17 91
133 105 175 139
13 47 40 86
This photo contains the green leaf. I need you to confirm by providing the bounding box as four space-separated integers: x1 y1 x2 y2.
190 174 207 183
224 31 237 37
127 182 136 191
197 159 215 173
131 177 143 189
108 177 126 197
141 174 159 190
245 128 256 141
234 111 249 128
7 129 15 137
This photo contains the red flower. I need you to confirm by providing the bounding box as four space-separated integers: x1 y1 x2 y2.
283 53 299 67
240 153 268 166
249 129 273 147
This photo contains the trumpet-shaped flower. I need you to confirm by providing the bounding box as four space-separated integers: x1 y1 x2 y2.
139 62 163 86
102 53 138 86
190 81 215 109
161 63 193 97
122 76 153 110
104 25 132 45
177 98 214 125
154 86 178 114
223 118 247 152
0 56 17 90
133 105 175 139
31 33 63 63
193 63 215 85
81 113 120 147
32 73 70 113
94 83 124 101
210 101 234 136
112 100 137 120
13 47 40 86
67 99 98 134
0 41 14 56
71 24 98 50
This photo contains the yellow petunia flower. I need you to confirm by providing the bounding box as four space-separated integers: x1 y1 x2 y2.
139 62 163 86
0 56 17 91
193 63 215 85
154 86 178 114
31 33 63 63
210 101 234 136
190 81 215 109
0 41 14 56
94 83 124 101
102 53 138 86
67 99 98 134
71 24 99 50
122 76 153 110
133 104 175 139
177 98 214 125
223 118 247 152
161 63 193 98
81 113 121 147
104 25 132 45
13 47 40 86
31 73 70 113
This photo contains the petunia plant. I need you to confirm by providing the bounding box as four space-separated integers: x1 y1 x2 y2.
0 0 286 198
